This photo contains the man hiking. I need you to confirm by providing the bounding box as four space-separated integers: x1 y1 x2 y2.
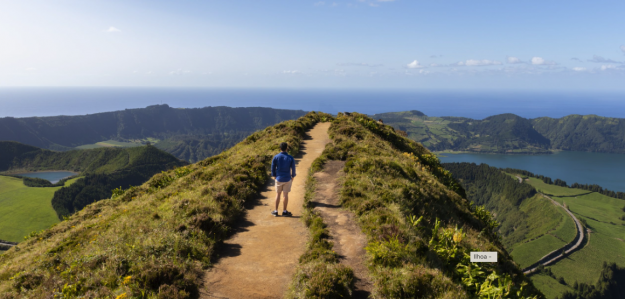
271 142 296 217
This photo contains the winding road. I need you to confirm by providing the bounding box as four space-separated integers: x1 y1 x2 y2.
522 194 585 275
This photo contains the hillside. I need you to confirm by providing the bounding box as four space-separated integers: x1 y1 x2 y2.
532 114 625 153
0 105 308 162
0 112 541 298
374 111 625 154
0 141 187 219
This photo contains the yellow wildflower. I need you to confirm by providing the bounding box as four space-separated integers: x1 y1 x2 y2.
116 293 128 299
453 232 463 243
122 275 132 285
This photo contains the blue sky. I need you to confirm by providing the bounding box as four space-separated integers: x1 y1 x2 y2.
1 0 624 90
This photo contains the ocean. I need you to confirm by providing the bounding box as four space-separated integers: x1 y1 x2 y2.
1 87 625 119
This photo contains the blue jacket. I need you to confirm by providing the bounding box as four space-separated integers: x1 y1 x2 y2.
271 152 296 182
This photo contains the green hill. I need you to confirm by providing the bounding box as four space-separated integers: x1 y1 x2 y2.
0 105 307 162
0 112 541 298
532 114 625 153
0 141 187 219
374 111 625 154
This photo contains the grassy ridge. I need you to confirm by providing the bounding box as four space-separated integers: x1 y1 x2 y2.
315 113 541 298
0 175 81 242
0 112 327 298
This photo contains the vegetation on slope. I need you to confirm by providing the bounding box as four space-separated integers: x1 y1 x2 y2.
532 115 625 154
0 112 327 298
373 111 551 154
374 111 625 154
557 262 625 299
302 113 541 298
0 105 307 162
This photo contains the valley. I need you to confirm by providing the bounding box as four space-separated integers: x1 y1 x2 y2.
0 175 81 242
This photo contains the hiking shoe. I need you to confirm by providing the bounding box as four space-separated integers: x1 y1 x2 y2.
271 210 279 217
282 211 293 217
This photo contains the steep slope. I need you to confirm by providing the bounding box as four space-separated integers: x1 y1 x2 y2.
292 113 542 298
0 112 327 298
0 105 308 161
532 114 625 153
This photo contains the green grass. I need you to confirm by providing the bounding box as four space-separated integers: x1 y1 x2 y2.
523 177 625 297
75 138 160 150
0 175 80 242
511 234 566 268
529 274 573 299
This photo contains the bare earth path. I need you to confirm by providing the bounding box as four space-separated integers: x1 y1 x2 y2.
200 122 331 299
312 161 372 298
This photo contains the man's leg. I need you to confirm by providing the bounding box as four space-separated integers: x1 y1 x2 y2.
283 192 289 211
275 190 282 211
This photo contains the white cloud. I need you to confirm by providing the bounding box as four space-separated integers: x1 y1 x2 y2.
314 1 325 6
621 45 625 54
283 70 301 74
337 62 383 67
104 26 121 33
601 65 616 71
169 69 191 75
458 59 502 66
25 67 37 71
531 57 557 65
507 57 522 64
572 67 586 72
407 60 424 69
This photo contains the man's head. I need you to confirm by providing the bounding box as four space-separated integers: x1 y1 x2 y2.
280 142 288 152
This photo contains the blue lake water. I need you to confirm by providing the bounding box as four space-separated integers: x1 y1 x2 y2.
1 88 625 120
15 172 78 184
439 151 625 193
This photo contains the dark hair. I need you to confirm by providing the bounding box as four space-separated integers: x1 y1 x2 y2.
280 142 288 151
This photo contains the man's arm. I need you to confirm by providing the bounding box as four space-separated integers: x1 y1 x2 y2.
290 157 296 179
271 156 277 178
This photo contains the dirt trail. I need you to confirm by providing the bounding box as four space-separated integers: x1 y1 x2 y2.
312 161 372 298
200 122 331 299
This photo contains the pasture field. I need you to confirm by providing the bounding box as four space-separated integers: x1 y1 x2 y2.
75 138 159 150
0 175 80 242
529 273 574 299
524 178 625 296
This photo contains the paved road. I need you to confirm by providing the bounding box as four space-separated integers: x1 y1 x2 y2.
522 194 585 275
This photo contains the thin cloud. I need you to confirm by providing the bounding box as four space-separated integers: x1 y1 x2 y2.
621 45 625 54
283 70 302 74
407 60 424 69
601 65 617 71
25 67 37 71
507 57 523 64
572 67 586 72
531 57 557 65
458 59 502 66
337 62 383 67
588 55 621 64
571 57 582 62
314 1 325 6
104 26 121 33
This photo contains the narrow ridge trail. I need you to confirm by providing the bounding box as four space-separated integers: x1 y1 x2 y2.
200 122 331 299
312 161 372 298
